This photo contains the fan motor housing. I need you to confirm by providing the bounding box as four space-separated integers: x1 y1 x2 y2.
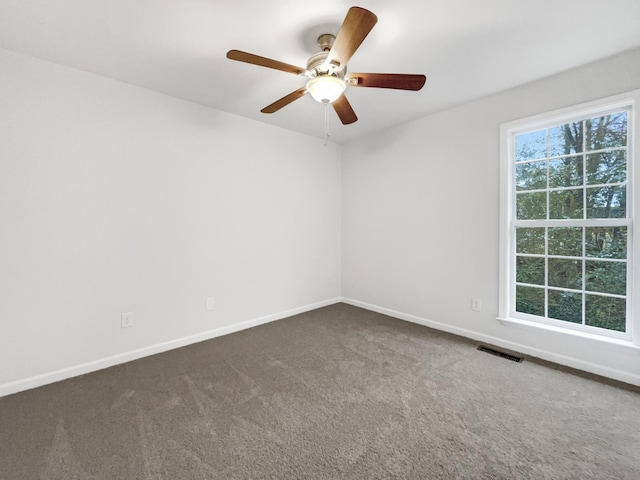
306 34 346 79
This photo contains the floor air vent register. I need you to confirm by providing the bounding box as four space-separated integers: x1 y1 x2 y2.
477 345 523 363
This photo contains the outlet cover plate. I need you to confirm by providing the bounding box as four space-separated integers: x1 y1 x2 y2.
471 299 482 312
121 312 134 328
206 297 215 311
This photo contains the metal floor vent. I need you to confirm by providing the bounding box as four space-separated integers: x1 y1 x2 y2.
477 345 523 363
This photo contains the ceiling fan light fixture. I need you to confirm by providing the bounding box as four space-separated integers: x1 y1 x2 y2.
226 6 425 127
306 75 346 104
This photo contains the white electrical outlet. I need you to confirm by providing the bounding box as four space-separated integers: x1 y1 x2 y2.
121 312 134 328
206 297 215 311
471 298 482 312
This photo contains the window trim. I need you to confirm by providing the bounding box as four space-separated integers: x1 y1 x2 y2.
499 90 639 346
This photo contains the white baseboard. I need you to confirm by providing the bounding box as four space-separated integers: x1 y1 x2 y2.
5 296 637 397
341 297 640 387
0 297 342 398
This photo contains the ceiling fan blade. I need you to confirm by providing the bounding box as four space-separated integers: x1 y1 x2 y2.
347 73 427 91
226 50 306 76
332 95 358 125
261 87 308 114
325 7 377 68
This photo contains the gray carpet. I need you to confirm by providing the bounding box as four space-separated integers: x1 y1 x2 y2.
1 303 639 479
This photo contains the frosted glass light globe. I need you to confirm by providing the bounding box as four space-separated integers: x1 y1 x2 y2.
306 75 346 104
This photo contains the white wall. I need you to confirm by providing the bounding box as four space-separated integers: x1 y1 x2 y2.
342 47 640 386
0 48 342 394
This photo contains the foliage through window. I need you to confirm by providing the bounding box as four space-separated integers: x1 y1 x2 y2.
501 95 636 340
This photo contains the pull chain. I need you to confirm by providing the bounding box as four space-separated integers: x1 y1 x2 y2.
323 101 330 146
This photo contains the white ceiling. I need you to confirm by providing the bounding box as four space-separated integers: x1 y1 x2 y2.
1 0 640 144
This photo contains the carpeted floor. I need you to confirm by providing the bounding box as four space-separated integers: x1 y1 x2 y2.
1 303 639 479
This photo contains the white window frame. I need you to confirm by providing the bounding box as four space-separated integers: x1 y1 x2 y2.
499 90 639 346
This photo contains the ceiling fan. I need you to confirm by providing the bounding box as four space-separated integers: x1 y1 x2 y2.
226 6 426 126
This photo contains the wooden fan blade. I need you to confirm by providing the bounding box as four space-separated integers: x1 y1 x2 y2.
332 95 358 125
347 73 427 91
325 7 377 68
261 87 308 114
226 50 306 76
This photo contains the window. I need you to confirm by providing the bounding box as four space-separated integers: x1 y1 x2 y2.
500 91 638 343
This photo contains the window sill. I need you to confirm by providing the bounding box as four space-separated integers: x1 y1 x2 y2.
496 316 639 349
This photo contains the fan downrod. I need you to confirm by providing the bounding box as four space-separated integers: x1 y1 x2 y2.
317 33 335 52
